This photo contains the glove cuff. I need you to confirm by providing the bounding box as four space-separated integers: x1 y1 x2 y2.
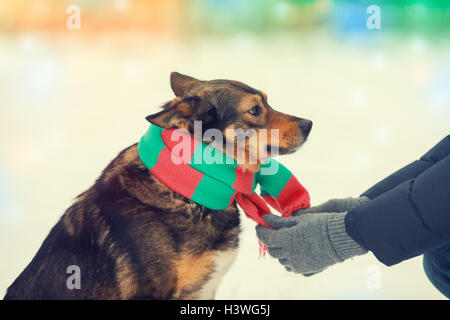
327 212 368 260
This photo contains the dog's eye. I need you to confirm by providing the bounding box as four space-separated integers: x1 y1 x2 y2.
248 105 262 116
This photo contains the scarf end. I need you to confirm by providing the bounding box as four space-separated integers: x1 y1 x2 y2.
258 240 268 258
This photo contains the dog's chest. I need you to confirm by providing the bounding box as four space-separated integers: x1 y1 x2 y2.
169 206 240 299
174 247 238 300
196 248 238 299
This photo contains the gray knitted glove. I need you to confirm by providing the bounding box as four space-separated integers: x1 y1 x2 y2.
256 212 368 275
292 196 370 216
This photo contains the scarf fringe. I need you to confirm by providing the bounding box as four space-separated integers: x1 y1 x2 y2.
258 240 268 258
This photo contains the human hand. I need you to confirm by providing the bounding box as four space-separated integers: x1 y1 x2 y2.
256 212 368 275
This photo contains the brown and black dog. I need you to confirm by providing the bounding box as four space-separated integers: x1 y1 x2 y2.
4 72 312 300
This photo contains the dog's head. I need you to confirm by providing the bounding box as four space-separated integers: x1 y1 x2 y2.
146 72 312 171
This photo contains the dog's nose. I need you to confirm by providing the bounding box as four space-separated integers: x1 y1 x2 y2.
299 119 313 137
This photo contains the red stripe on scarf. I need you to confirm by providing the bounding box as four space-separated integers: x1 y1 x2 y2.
161 128 199 163
232 166 255 194
235 193 272 228
262 175 310 217
234 192 273 256
150 148 204 198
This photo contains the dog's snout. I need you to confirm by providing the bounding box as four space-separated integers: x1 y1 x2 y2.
299 119 313 137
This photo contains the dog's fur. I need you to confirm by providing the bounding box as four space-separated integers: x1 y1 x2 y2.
4 73 312 299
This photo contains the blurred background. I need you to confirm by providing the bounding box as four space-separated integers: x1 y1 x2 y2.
0 0 449 299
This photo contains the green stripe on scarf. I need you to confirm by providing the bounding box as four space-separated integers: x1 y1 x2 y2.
191 143 239 188
257 160 293 198
138 125 165 169
191 175 236 210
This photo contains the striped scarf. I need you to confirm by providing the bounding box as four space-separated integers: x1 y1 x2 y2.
138 125 310 253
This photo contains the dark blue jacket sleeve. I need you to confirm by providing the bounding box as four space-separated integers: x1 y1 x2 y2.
361 135 450 199
346 136 450 266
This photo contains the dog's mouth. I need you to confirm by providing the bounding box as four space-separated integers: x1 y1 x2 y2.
267 138 307 156
267 145 299 156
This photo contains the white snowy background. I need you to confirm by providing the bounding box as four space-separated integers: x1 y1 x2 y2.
1 31 449 299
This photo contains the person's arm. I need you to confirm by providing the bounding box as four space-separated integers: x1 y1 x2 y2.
346 154 450 266
256 137 450 275
362 135 450 200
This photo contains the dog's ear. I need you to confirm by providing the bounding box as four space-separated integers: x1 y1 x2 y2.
170 72 202 97
145 98 195 131
146 96 216 131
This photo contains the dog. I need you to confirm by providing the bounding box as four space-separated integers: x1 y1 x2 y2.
4 72 312 299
